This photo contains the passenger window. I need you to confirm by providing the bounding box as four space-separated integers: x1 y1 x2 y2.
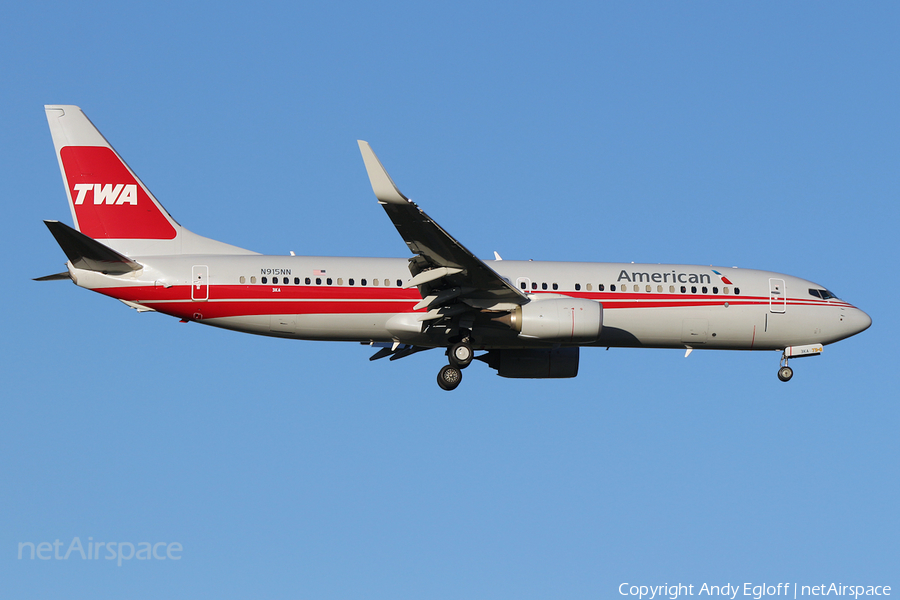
305 277 311 285
611 284 616 291
251 276 257 284
598 284 605 291
669 285 674 293
552 283 558 290
240 276 246 284
691 286 697 293
327 278 332 285
586 283 593 291
723 287 729 294
262 277 268 284
520 281 527 290
702 286 708 294
349 278 355 286
646 285 652 292
373 279 379 286
681 286 686 293
713 287 718 294
575 283 581 291
396 279 402 287
316 278 321 285
657 285 662 292
633 285 639 292
734 287 741 295
293 277 299 284
541 283 548 290
337 278 343 285
361 279 367 286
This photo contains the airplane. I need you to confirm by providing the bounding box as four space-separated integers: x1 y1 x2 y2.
38 105 871 390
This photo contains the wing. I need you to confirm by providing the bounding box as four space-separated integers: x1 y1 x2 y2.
357 141 528 318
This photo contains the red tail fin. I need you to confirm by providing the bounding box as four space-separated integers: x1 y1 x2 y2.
45 106 257 257
59 146 177 240
46 106 178 241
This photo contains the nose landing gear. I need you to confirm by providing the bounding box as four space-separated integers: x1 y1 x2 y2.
778 365 793 382
776 344 823 382
777 351 793 382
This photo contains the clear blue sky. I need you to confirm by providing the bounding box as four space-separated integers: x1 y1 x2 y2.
2 2 898 598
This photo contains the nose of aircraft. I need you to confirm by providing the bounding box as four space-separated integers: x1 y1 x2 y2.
846 307 872 337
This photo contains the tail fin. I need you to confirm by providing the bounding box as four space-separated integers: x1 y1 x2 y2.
45 105 256 257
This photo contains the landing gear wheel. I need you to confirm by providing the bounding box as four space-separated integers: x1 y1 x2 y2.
449 341 473 369
778 366 793 382
437 365 463 391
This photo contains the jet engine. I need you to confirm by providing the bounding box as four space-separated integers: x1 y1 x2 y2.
497 297 602 342
478 347 580 378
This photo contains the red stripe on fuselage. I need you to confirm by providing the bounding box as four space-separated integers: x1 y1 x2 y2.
92 284 851 322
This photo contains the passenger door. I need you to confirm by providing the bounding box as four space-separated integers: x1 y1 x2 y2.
191 265 208 301
769 278 785 313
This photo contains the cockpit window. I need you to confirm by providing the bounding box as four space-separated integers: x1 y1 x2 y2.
810 288 838 300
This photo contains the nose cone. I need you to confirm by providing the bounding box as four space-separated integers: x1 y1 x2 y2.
846 307 872 337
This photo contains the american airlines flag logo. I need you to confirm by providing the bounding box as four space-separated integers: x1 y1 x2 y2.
313 269 326 275
711 269 733 285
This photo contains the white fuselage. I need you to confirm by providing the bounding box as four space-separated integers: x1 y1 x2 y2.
68 254 871 352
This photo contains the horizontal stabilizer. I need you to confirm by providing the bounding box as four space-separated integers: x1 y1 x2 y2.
33 271 72 281
43 220 142 275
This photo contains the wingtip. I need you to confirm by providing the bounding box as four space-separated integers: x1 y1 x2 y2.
357 141 408 204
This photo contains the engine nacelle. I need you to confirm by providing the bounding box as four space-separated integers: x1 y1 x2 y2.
503 297 602 342
479 347 580 379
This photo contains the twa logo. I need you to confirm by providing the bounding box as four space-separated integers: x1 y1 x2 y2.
73 183 138 206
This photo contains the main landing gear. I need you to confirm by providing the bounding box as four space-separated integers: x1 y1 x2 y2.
437 365 463 391
449 340 473 368
437 337 473 391
777 352 793 382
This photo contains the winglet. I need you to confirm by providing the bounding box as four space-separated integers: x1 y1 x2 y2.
357 141 409 204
